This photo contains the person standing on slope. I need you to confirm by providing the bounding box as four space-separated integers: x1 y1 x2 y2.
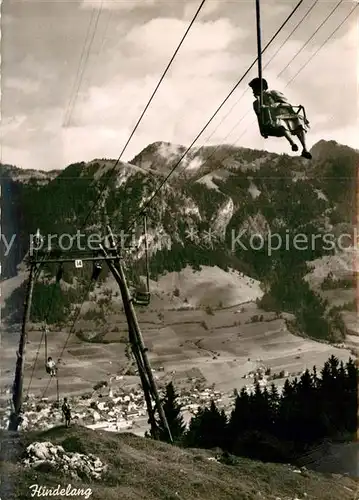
62 397 71 428
249 77 312 159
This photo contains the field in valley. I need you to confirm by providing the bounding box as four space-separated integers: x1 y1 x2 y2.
1 266 355 403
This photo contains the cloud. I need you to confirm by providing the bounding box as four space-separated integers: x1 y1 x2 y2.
1 0 358 171
67 15 241 126
81 0 159 11
0 115 28 136
57 15 244 166
203 9 359 144
125 17 242 55
0 109 66 170
61 62 238 161
81 0 235 19
4 77 40 94
1 145 38 170
183 0 222 19
2 14 15 26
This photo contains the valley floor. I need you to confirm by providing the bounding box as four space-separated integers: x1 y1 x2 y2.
1 302 352 400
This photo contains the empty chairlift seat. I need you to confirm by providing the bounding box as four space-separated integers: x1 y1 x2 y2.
133 290 150 306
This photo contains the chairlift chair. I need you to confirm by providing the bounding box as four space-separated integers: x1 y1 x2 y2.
133 290 150 306
259 102 308 138
250 0 311 155
44 264 63 376
43 326 56 376
131 212 151 307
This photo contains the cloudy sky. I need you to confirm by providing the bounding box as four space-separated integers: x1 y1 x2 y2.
1 0 358 171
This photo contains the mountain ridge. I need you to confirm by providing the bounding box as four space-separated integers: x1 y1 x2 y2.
1 139 357 345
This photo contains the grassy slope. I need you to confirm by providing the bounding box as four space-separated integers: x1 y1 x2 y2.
1 425 358 500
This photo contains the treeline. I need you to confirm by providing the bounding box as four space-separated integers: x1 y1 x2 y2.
152 355 357 464
149 241 231 278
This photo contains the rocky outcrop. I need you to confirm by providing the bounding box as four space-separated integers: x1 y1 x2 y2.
22 441 107 480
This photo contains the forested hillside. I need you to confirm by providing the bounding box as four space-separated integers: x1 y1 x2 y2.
1 139 357 341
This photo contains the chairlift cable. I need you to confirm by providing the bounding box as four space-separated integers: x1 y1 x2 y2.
277 0 344 79
181 3 357 183
63 1 104 127
26 264 63 397
25 329 45 399
80 0 207 230
40 279 95 399
41 0 208 360
285 3 358 88
33 0 302 399
25 0 205 398
235 2 357 143
144 214 150 294
255 0 264 115
199 0 320 161
114 1 306 259
62 7 98 126
124 0 304 233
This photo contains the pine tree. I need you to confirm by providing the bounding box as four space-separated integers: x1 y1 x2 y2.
183 355 357 463
209 401 227 449
185 400 227 449
268 383 280 435
185 406 204 447
277 379 296 442
343 358 358 434
157 382 186 443
227 389 251 444
250 382 272 433
295 369 322 444
227 388 253 454
319 358 338 435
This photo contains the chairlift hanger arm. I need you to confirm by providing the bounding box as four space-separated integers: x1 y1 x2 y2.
255 0 263 111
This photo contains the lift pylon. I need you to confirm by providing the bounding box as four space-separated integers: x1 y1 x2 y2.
10 232 172 442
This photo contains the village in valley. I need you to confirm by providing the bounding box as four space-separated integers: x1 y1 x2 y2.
0 360 306 435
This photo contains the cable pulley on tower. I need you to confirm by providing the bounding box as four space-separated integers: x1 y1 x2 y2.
250 0 312 159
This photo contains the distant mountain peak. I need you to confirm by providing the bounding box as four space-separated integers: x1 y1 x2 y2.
310 139 359 161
